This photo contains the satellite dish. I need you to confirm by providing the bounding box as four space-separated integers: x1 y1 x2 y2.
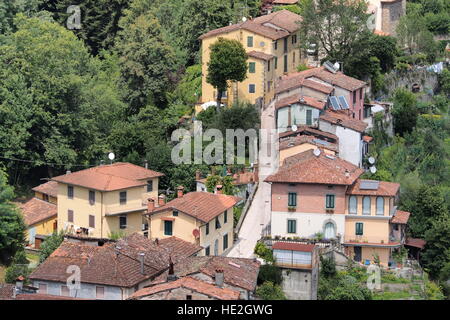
292 125 298 132
192 229 200 238
108 152 115 161
334 62 340 71
370 166 377 174
313 148 321 157
368 157 376 165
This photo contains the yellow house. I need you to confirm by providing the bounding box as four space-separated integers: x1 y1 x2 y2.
52 162 163 239
147 187 240 256
343 179 409 267
199 10 305 107
20 181 58 248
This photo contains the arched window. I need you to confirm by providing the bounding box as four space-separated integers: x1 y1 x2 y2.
324 222 336 239
376 197 384 216
349 196 357 214
362 196 371 215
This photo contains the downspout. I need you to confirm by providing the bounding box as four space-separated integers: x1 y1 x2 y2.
101 192 104 238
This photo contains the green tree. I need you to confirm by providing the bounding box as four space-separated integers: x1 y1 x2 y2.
206 37 248 110
0 168 25 264
205 175 236 195
39 231 65 263
298 0 369 63
4 249 30 284
256 281 286 300
325 276 372 300
422 215 450 280
0 0 42 34
320 255 337 278
392 89 419 136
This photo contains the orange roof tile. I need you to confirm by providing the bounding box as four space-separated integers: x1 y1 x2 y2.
199 10 301 40
276 75 335 95
405 238 426 249
32 181 58 198
391 210 411 224
347 179 400 197
319 110 368 133
279 134 338 152
248 50 275 61
275 93 326 110
265 150 363 185
19 198 57 226
149 192 240 223
278 125 339 142
273 242 316 252
129 277 240 300
52 162 163 191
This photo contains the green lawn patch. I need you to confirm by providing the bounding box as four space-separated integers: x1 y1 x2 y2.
373 290 412 300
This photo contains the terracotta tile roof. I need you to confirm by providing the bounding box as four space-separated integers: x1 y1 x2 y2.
279 134 338 152
275 93 326 110
248 50 275 61
52 162 164 191
29 233 197 288
19 197 57 226
265 149 363 185
129 277 240 300
278 125 339 142
197 172 257 186
405 238 426 249
391 210 411 225
273 242 316 252
273 0 299 4
172 256 260 292
363 135 374 143
149 192 240 223
343 241 401 248
158 236 203 259
199 10 301 40
275 75 335 95
276 66 366 93
32 181 58 198
347 179 400 197
319 110 368 133
0 284 14 300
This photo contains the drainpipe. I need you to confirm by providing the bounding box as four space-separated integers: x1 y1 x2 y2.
100 192 104 239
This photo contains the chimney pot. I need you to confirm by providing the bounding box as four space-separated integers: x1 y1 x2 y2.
216 185 223 194
139 253 145 275
66 170 71 175
215 269 224 288
158 194 166 207
16 276 24 292
147 198 155 213
177 186 184 198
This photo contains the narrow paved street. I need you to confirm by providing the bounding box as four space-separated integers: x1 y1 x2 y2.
226 102 278 258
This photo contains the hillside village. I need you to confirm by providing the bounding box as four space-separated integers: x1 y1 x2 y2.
0 0 449 301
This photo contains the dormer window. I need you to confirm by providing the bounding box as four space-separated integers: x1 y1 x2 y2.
147 180 153 192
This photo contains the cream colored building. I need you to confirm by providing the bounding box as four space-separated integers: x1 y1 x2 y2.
199 10 305 107
147 187 240 256
52 163 163 239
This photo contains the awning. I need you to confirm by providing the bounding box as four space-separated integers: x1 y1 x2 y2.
105 206 147 217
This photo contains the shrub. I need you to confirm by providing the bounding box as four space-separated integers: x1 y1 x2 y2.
108 231 127 240
39 231 65 263
257 264 283 285
320 255 336 278
256 281 286 300
4 250 30 284
254 242 274 263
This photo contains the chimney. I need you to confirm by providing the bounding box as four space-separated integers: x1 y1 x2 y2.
215 269 224 288
144 160 148 169
216 185 223 194
66 170 71 175
158 194 166 207
139 253 145 275
147 198 155 213
16 276 24 293
177 186 184 198
155 238 159 246
195 170 201 181
167 256 177 282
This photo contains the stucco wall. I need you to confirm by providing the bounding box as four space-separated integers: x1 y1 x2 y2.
32 280 123 300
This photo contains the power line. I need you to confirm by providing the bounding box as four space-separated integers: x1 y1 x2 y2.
0 155 98 168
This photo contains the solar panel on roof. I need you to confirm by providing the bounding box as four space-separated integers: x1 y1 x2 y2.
338 96 350 110
360 180 379 190
329 96 340 110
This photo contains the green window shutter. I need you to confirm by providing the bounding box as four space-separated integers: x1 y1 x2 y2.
249 62 256 73
288 192 297 207
306 109 312 125
326 195 335 209
284 55 288 72
275 57 278 69
224 211 227 223
164 221 173 236
287 220 296 233
356 223 363 236
247 36 253 47
223 234 228 250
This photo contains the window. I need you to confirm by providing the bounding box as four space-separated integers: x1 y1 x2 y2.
120 191 127 205
147 180 153 192
326 194 335 209
349 196 357 214
224 211 228 224
268 60 271 72
249 84 255 93
89 215 95 228
283 55 288 72
247 36 253 47
364 106 372 118
205 246 210 256
164 220 173 236
43 194 49 202
223 233 228 250
287 219 297 234
293 52 295 63
355 222 364 236
186 295 192 300
68 210 74 223
288 192 297 207
215 217 221 229
89 190 95 205
96 286 105 300
324 222 335 239
67 185 74 199
292 35 297 44
306 109 312 125
206 222 209 235
360 88 363 100
119 215 127 229
283 38 288 53
249 62 256 73
274 40 277 50
38 283 47 294
274 57 278 69
376 197 384 216
61 285 70 297
173 210 179 217
353 91 357 104
362 196 371 215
